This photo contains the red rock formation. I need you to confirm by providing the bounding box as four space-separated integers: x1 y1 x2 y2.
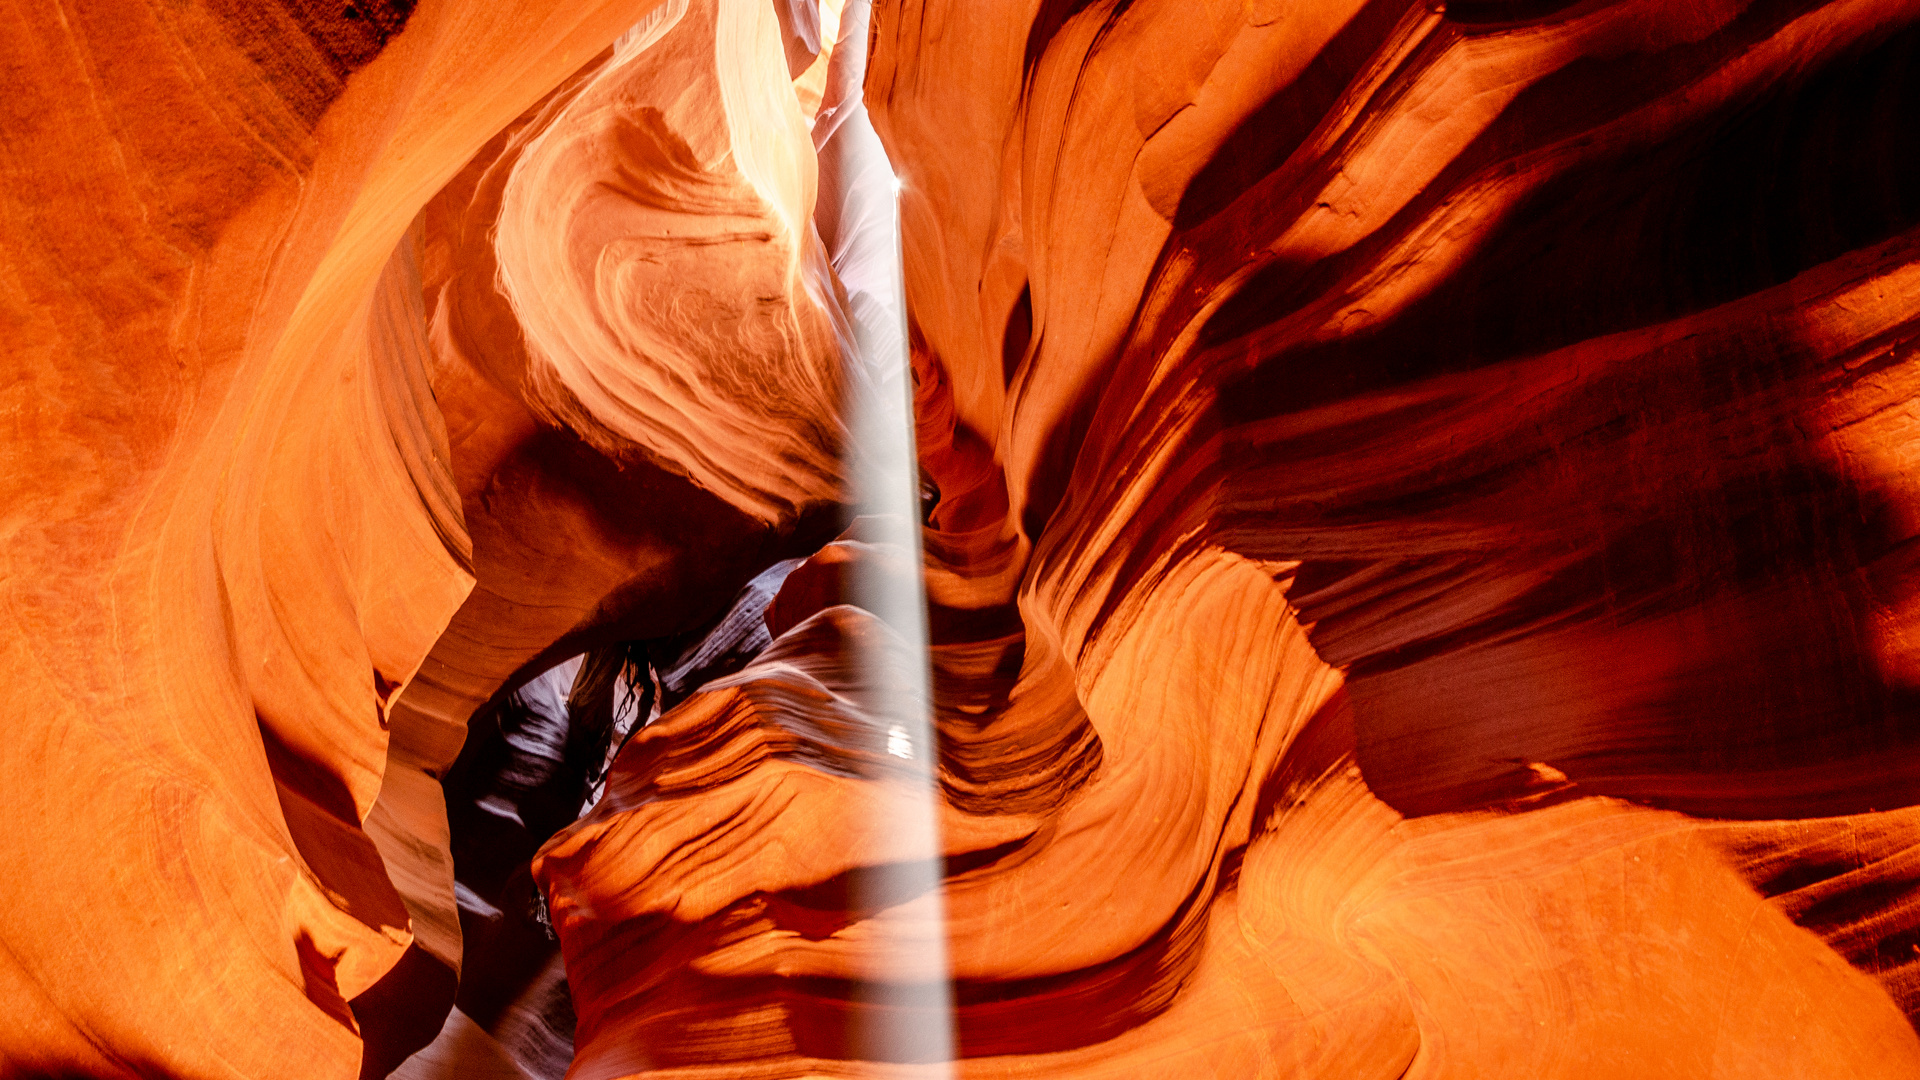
535 0 1920 1075
8 0 1920 1077
0 0 707 1074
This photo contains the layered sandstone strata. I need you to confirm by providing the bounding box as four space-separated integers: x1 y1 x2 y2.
5 0 1920 1078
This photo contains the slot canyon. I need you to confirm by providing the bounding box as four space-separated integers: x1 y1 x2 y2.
8 0 1920 1075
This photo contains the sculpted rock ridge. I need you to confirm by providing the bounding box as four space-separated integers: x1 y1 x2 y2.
4 0 1920 1078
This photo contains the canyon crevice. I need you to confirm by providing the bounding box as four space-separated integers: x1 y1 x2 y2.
5 0 1920 1077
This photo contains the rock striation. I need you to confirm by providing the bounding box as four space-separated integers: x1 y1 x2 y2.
5 0 1920 1078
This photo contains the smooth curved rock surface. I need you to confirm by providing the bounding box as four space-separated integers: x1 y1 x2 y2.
0 0 682 1074
534 0 1920 1075
8 0 1920 1077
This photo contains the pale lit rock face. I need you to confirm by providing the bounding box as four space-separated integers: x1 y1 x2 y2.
7 0 1920 1078
493 0 848 524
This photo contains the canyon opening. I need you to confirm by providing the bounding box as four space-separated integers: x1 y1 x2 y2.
7 1 1920 1078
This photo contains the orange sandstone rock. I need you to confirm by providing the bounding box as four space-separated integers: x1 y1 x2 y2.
10 0 1920 1077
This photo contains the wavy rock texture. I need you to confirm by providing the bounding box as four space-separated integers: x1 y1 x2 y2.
0 0 836 1075
536 0 1920 1076
361 1 857 1072
0 0 696 1075
9 0 1920 1078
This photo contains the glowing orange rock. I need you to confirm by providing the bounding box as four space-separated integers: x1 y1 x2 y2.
10 0 1920 1077
0 0 678 1074
530 0 1920 1075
